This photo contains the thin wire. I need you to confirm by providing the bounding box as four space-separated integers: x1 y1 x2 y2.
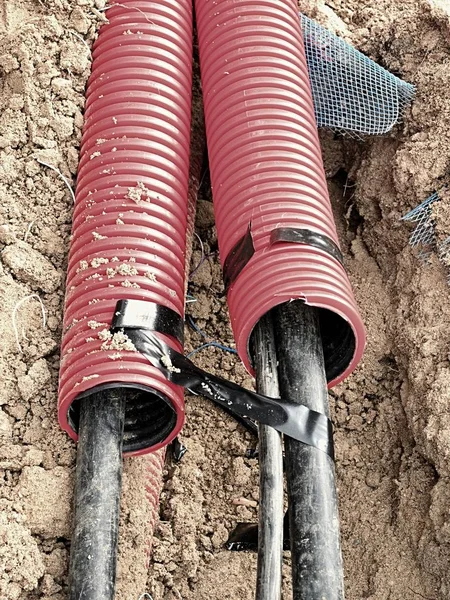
12 294 47 353
198 166 209 191
189 232 206 279
187 342 238 359
186 316 237 357
186 314 207 338
68 29 91 52
24 221 34 242
102 3 155 25
36 160 76 204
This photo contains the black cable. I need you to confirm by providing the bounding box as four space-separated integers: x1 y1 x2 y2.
252 314 284 600
274 300 344 600
68 389 126 600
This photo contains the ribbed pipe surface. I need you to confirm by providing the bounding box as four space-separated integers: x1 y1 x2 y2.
195 0 365 386
58 0 193 456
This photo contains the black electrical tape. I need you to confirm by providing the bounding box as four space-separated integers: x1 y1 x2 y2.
111 306 334 458
270 227 344 266
222 223 255 292
113 299 184 345
171 437 188 462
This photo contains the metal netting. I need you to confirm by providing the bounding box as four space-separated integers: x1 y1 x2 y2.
438 235 450 268
402 192 439 250
402 191 450 274
301 14 416 135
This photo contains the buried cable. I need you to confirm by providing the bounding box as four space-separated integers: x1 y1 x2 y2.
68 389 126 600
251 313 284 600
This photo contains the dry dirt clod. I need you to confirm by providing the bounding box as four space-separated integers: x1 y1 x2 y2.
0 408 13 438
0 512 45 598
0 224 17 244
17 358 51 402
18 466 72 539
1 242 61 293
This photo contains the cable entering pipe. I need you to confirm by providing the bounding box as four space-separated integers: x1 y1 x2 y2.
251 314 284 600
274 300 344 600
68 389 126 600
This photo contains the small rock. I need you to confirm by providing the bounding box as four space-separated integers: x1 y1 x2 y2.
211 524 228 549
200 534 212 550
365 409 377 424
22 416 45 445
1 242 61 292
335 407 348 426
40 574 62 595
349 401 363 415
51 77 73 98
235 505 253 520
60 40 90 74
346 415 364 431
365 471 382 489
34 227 65 258
229 456 251 486
232 496 258 508
24 160 40 177
0 54 19 73
23 447 44 467
17 359 51 402
0 408 12 437
44 548 68 579
195 200 215 229
69 7 90 34
6 404 27 420
50 114 74 140
0 512 45 594
0 224 17 244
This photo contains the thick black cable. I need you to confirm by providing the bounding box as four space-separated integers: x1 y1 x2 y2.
68 390 126 600
274 300 344 600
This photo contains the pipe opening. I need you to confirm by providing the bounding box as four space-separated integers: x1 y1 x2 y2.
249 301 356 385
68 383 177 454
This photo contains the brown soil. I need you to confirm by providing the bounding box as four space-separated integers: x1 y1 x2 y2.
1 1 450 599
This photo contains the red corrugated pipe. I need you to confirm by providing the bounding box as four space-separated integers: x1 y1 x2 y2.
195 0 366 385
58 0 193 457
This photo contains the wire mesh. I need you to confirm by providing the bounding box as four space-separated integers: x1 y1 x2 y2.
301 14 416 135
438 235 450 268
402 192 439 251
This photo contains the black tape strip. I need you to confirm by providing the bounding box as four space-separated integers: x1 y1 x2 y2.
113 299 184 345
170 437 188 463
222 224 255 292
270 227 344 266
111 304 334 458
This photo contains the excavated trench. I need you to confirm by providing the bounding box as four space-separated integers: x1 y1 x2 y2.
1 1 450 599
